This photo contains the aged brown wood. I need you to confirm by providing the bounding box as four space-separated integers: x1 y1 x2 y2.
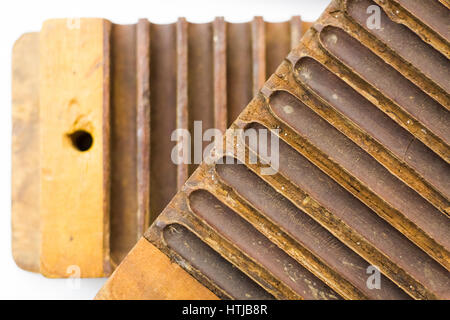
101 0 449 299
12 17 308 277
96 238 219 300
136 19 151 239
213 17 228 133
12 32 40 272
176 18 189 189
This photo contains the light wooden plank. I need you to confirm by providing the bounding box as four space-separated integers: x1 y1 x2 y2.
39 18 112 278
12 33 40 273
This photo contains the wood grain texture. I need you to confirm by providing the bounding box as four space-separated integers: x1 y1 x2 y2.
251 17 266 95
39 19 112 277
109 23 138 266
136 0 449 300
136 19 151 239
95 238 219 300
13 17 312 277
213 17 227 133
12 32 40 272
176 18 189 190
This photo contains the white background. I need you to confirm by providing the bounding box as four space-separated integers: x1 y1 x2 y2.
0 0 330 299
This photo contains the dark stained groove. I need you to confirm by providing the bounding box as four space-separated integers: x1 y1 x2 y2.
396 0 450 42
189 189 341 300
215 159 411 300
149 23 178 222
266 22 291 78
213 17 228 133
148 18 303 231
226 22 252 126
176 18 190 187
347 0 450 93
268 90 450 266
290 16 303 50
246 122 450 299
319 26 450 147
252 17 266 95
163 223 274 300
296 57 450 202
110 24 138 264
188 23 215 176
136 19 151 237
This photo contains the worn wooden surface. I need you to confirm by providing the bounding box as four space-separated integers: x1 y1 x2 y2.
95 238 218 300
12 17 310 276
12 32 40 272
39 19 112 278
103 0 449 299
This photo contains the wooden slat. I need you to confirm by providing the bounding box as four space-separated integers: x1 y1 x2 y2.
110 24 138 265
251 16 266 95
12 32 40 272
226 22 253 126
266 21 291 76
136 19 151 238
213 17 227 133
373 0 449 59
149 23 178 223
290 16 303 49
39 19 112 277
176 18 189 190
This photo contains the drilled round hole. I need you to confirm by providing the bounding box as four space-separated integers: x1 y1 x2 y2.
69 130 93 152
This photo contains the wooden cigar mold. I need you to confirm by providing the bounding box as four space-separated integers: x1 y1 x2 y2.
12 16 311 277
97 0 450 299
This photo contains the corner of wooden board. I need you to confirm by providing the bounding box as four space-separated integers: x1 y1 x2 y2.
95 238 219 300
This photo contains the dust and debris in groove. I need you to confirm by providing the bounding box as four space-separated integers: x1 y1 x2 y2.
183 241 192 251
302 196 310 206
300 67 312 80
327 33 338 45
176 258 189 270
403 137 415 160
423 261 440 292
341 258 364 271
283 262 303 284
168 225 182 234
283 105 294 114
